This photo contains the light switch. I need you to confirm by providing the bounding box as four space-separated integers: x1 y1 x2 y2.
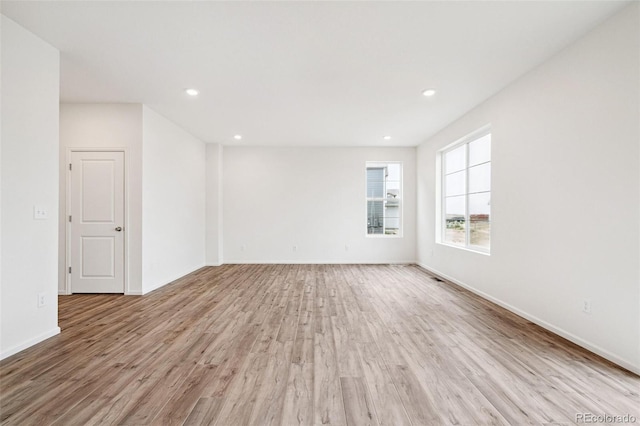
34 206 48 220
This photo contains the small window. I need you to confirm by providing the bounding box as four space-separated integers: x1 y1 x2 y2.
440 128 491 252
366 162 402 236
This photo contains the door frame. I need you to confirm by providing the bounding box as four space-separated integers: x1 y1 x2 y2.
65 148 129 294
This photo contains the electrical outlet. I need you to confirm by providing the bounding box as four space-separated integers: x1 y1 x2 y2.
582 299 591 314
38 292 46 308
240 245 245 252
293 245 298 252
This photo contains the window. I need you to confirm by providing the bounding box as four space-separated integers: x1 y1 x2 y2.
366 162 402 236
440 129 491 252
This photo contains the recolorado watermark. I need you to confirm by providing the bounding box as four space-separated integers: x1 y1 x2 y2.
576 413 637 424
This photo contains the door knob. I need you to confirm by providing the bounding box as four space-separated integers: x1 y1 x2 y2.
115 227 122 232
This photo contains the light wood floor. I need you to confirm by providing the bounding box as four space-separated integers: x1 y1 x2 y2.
1 264 638 425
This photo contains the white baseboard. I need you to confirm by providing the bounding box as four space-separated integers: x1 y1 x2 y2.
206 263 223 267
222 259 416 265
417 263 640 376
0 327 61 361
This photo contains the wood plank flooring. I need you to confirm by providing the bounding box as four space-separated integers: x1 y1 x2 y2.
1 264 638 425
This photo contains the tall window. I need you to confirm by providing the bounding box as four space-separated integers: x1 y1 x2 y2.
441 129 491 251
366 162 402 236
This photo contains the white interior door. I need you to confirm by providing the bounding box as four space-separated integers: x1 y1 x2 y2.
70 151 125 293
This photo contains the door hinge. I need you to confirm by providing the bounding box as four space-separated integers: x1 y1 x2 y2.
69 215 72 222
69 163 72 171
68 266 72 274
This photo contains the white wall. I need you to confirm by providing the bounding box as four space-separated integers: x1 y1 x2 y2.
206 144 223 266
59 104 143 294
223 146 416 263
417 4 639 373
1 16 60 359
141 106 206 293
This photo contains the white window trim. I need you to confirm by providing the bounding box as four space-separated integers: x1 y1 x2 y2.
437 125 491 254
365 161 403 238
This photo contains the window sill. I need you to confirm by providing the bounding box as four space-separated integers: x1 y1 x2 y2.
436 241 490 256
366 234 404 239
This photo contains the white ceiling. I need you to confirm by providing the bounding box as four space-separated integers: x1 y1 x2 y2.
1 1 629 146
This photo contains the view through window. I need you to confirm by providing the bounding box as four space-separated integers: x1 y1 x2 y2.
442 130 491 251
366 162 402 236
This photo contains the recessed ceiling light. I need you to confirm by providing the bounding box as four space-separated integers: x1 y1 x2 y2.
383 136 392 140
233 134 242 140
185 88 199 96
422 88 437 97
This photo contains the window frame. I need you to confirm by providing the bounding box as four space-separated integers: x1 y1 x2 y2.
438 126 491 254
365 161 403 238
